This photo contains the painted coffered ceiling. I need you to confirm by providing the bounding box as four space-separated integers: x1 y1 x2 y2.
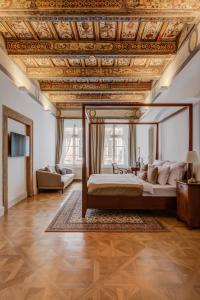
0 0 200 108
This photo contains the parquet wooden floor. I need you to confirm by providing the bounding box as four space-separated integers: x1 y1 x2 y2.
0 183 200 300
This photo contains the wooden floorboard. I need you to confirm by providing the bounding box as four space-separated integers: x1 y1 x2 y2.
0 182 200 300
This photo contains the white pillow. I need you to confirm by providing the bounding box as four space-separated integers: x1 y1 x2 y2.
168 164 185 186
152 160 165 166
162 161 175 166
157 166 170 185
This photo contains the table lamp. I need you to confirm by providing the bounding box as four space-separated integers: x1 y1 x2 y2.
186 150 199 183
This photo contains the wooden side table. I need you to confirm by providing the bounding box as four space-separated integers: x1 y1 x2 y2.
176 181 200 228
131 167 140 175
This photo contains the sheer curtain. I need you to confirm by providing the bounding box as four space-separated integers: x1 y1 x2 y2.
55 118 64 164
91 119 105 174
128 122 137 166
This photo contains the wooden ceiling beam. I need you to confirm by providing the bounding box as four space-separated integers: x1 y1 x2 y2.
6 40 177 56
26 66 161 79
0 7 199 20
39 81 152 92
48 92 147 101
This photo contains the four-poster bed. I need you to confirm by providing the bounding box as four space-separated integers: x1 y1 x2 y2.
82 102 193 217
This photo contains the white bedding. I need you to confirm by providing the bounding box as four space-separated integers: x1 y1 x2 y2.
87 174 176 197
127 177 176 197
139 180 176 197
87 174 143 196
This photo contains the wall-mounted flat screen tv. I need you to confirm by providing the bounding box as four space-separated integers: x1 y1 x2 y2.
9 132 30 157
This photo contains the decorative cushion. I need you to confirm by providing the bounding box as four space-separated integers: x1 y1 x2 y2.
60 168 73 175
157 166 170 185
60 168 67 175
138 171 147 181
55 164 61 174
44 166 56 173
147 165 158 184
44 166 51 172
140 164 148 172
168 163 185 186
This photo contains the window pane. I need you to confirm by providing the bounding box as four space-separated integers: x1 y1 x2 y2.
62 119 82 166
103 123 128 166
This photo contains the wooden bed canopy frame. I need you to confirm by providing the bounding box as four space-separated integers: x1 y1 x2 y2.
81 102 193 217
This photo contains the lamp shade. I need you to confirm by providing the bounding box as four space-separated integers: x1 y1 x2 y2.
185 150 199 163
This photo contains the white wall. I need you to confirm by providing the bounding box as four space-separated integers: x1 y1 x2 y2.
136 125 153 164
8 119 27 207
159 103 200 180
159 109 189 162
0 71 56 215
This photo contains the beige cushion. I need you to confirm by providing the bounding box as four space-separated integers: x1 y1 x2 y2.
157 166 170 185
168 163 185 186
140 164 148 172
147 165 158 184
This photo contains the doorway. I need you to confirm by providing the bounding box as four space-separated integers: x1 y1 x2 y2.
2 106 33 214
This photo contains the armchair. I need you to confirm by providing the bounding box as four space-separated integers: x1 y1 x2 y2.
112 163 129 174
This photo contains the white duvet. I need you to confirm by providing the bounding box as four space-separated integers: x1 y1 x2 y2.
87 174 176 197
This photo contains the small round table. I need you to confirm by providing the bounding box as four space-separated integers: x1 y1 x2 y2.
131 167 140 175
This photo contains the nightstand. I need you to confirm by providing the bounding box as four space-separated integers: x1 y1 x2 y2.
176 181 200 228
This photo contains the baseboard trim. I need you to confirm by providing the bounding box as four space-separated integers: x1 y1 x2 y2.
8 192 27 209
0 206 4 216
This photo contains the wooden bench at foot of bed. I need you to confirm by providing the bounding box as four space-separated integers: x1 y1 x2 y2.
82 194 176 217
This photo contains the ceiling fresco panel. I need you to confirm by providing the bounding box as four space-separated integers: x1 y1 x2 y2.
7 21 32 38
53 21 73 39
142 21 162 40
68 58 82 67
30 21 52 39
100 21 117 39
162 22 184 41
85 56 97 66
101 58 114 66
117 58 131 67
133 58 147 66
22 57 38 67
35 58 52 67
149 58 164 66
121 21 139 40
77 21 94 39
52 58 67 66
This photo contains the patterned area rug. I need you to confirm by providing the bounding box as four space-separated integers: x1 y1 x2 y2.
46 191 168 232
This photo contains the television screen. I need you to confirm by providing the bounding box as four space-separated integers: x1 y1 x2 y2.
9 132 29 157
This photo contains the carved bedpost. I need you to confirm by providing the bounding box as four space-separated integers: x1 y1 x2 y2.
82 104 87 217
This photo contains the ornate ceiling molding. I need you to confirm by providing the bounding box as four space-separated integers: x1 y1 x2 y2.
49 92 147 102
6 40 177 56
1 0 200 107
39 80 152 92
0 0 199 19
27 66 161 79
